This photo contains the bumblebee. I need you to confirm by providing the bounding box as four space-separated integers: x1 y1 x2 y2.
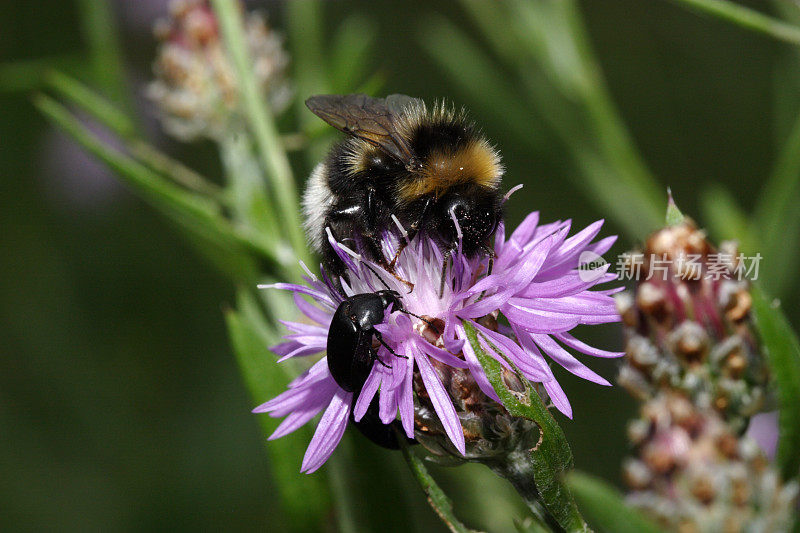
302 93 504 281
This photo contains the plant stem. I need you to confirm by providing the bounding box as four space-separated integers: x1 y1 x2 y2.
667 0 800 46
399 439 482 533
486 452 562 532
211 0 311 268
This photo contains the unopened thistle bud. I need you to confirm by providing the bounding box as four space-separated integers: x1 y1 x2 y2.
147 0 291 141
616 218 770 431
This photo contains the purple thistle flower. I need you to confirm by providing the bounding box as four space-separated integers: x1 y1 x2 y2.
254 207 622 473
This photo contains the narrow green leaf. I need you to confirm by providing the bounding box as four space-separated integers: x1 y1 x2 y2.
211 0 310 266
418 17 545 146
399 440 482 533
0 55 85 92
34 94 286 276
566 472 665 533
667 0 800 46
751 285 800 481
699 184 753 248
225 293 331 532
46 72 223 198
754 106 800 297
76 0 132 113
441 3 664 239
286 0 333 166
46 70 134 138
463 322 588 532
328 14 377 92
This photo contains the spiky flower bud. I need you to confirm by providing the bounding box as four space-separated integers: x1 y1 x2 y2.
147 0 291 141
616 219 770 431
623 391 797 532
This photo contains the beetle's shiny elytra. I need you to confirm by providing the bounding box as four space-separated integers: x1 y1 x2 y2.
327 289 413 449
327 290 401 393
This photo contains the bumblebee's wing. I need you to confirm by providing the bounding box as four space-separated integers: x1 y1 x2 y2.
306 94 422 168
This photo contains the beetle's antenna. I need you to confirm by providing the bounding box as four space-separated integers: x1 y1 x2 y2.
361 261 393 292
399 309 441 336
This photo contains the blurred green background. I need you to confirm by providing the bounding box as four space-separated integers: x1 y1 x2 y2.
2 0 798 530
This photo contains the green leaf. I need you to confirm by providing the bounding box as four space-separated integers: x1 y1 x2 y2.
46 70 134 137
225 290 331 532
328 14 377 92
566 472 665 533
46 72 223 198
439 1 665 239
667 0 800 46
34 94 286 279
418 17 547 149
751 285 800 481
0 55 85 93
753 106 800 297
699 184 753 248
463 322 587 532
76 0 131 111
399 440 482 533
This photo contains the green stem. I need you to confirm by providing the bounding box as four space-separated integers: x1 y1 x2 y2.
399 440 482 533
486 452 562 532
211 0 311 268
667 0 800 46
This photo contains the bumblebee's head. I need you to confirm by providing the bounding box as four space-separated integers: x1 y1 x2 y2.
430 184 501 257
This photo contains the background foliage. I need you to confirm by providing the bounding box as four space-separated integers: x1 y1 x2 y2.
2 0 798 530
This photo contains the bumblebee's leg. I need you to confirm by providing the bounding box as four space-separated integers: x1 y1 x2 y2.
327 192 388 265
388 197 434 270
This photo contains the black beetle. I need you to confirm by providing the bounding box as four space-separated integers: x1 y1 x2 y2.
327 290 403 392
327 289 414 448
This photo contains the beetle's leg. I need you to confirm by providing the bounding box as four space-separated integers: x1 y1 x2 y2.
373 330 408 360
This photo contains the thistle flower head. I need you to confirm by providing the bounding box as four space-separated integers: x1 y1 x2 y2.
623 391 798 532
147 0 291 141
255 208 622 472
